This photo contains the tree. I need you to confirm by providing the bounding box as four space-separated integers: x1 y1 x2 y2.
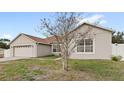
112 31 124 44
0 38 10 49
39 12 94 71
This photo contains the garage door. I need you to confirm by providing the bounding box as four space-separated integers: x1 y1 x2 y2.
14 45 33 57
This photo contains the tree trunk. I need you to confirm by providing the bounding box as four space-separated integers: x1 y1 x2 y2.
61 54 69 71
62 56 65 70
65 57 69 71
63 52 69 71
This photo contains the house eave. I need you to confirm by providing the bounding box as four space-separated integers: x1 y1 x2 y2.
36 42 51 46
72 22 114 33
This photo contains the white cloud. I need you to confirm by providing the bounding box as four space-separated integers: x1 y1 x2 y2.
0 34 13 40
99 20 107 24
79 14 107 25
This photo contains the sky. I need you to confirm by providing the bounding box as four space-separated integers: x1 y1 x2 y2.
0 12 124 40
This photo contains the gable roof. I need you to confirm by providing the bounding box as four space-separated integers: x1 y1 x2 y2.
10 22 113 45
44 23 113 43
9 33 51 45
73 22 114 32
23 34 57 44
23 34 49 44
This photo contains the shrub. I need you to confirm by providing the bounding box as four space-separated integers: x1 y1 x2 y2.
111 56 122 61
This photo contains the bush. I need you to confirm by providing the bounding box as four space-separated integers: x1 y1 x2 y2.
111 56 122 61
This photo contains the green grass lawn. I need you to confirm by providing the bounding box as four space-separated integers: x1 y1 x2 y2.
0 58 124 81
41 55 60 59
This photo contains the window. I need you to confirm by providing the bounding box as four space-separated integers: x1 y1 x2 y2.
52 44 61 52
85 39 93 52
77 39 84 52
77 39 94 53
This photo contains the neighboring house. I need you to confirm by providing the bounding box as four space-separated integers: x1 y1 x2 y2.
9 22 112 59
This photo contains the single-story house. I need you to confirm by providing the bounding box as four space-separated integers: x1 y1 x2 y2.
9 22 112 59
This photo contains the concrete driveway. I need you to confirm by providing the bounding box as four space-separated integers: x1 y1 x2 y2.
0 57 29 62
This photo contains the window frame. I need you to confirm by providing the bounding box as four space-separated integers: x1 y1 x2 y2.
76 38 95 54
52 44 61 53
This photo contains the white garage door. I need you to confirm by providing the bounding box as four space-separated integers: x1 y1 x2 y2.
14 45 33 57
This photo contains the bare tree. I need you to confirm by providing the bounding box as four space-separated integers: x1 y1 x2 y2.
39 12 94 71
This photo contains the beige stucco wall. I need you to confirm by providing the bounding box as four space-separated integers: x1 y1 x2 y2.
70 24 112 59
37 44 51 57
11 34 35 46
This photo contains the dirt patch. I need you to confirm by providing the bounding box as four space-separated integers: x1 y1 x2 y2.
35 69 96 81
0 65 4 70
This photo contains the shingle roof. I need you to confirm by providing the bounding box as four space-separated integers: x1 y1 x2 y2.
23 34 48 44
23 34 56 44
43 36 57 44
9 33 53 45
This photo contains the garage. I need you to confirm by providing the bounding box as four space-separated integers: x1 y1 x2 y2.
9 33 52 58
14 45 33 57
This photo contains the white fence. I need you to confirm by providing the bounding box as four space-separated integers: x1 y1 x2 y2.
0 48 4 58
4 49 11 58
112 44 124 60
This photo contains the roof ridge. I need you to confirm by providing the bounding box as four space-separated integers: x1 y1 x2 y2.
20 33 51 45
82 22 113 32
22 33 44 40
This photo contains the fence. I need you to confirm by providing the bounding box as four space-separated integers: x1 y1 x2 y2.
112 44 124 60
0 48 4 58
4 49 11 58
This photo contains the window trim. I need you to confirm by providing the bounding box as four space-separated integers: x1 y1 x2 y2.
52 44 61 53
76 38 95 54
